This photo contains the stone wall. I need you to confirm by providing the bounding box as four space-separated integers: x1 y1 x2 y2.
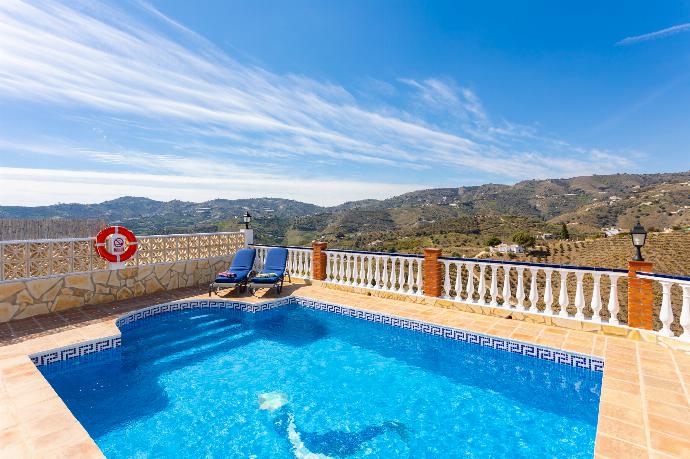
0 255 233 322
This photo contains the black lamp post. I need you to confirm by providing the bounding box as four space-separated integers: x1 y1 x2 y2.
243 211 252 230
630 220 647 261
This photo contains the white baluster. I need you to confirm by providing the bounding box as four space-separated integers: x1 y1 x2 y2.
398 257 406 293
353 254 360 286
406 258 415 294
543 269 554 315
390 257 398 292
574 271 585 320
358 255 366 287
325 252 332 281
607 274 621 325
365 255 374 288
382 257 389 290
466 262 475 303
454 262 463 301
489 264 498 307
372 255 381 290
299 251 304 277
338 254 345 284
528 268 538 313
590 272 602 322
680 284 690 341
659 281 674 337
477 263 487 305
515 267 525 311
416 258 423 295
502 265 511 307
443 260 452 298
558 270 569 317
360 254 367 286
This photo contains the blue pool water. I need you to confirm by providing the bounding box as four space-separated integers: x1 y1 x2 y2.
41 305 602 458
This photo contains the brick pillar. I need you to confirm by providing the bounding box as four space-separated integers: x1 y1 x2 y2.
627 260 654 330
423 248 443 297
312 242 328 281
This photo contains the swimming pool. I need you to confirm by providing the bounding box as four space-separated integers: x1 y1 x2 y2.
40 301 602 458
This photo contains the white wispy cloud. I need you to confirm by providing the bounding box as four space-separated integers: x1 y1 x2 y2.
0 0 640 206
617 22 690 45
0 166 424 206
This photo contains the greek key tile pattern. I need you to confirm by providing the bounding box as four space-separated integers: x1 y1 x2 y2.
30 336 121 366
31 296 603 372
292 297 604 372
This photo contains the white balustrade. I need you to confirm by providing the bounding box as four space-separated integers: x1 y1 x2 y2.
627 272 690 340
254 246 313 279
322 251 424 295
256 246 690 341
434 258 638 331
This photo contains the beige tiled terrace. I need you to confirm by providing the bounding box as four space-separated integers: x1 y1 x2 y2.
1 280 689 458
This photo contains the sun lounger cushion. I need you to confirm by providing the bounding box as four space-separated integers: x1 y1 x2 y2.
213 248 256 284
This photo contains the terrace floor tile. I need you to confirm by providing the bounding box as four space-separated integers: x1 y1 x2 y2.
0 279 688 457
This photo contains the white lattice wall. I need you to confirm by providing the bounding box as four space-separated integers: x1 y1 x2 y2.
0 232 246 282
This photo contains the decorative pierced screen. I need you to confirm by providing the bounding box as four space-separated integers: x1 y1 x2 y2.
0 232 245 281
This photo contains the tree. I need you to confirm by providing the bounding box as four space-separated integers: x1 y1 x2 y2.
485 236 501 247
512 231 536 248
560 222 570 240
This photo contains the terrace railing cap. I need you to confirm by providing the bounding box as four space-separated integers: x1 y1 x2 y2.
636 271 690 283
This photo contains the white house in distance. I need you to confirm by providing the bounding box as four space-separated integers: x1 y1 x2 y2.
602 227 622 237
490 243 525 254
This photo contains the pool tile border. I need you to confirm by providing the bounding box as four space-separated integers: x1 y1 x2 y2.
29 296 604 372
31 336 122 366
293 297 604 372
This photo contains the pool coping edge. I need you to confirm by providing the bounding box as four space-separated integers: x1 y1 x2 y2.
30 296 604 372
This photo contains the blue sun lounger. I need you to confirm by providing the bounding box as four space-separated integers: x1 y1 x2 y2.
209 248 256 296
249 247 291 294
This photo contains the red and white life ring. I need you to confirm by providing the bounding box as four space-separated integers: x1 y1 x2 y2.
95 226 138 263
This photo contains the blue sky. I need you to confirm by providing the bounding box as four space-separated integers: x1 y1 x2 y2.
0 0 689 206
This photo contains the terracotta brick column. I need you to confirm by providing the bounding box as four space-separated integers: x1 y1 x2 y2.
423 248 443 297
312 242 328 281
627 260 654 330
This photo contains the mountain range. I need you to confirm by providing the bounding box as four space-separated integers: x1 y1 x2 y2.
1 172 689 249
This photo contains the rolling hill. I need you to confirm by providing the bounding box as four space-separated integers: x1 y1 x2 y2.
1 172 689 254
